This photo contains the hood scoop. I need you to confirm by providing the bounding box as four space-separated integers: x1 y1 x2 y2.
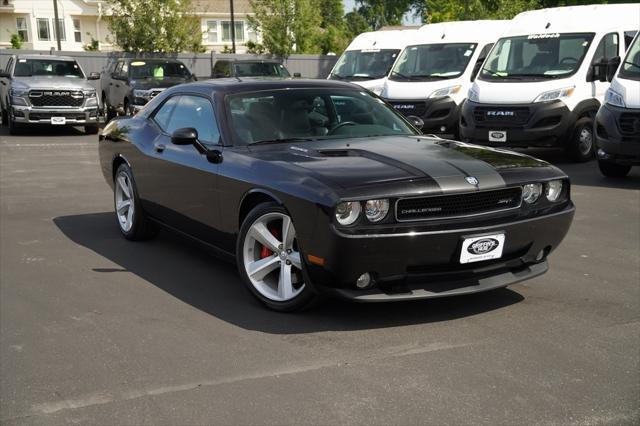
316 149 360 158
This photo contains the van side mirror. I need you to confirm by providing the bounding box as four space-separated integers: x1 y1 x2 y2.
406 115 424 130
0 71 11 79
88 72 100 80
172 127 198 145
606 56 621 82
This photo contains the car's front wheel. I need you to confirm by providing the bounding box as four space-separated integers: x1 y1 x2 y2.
114 163 158 241
237 203 317 311
598 160 631 178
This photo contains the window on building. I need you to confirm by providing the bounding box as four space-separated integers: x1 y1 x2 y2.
73 19 81 43
37 18 50 41
206 20 218 43
221 21 244 42
53 18 66 41
16 17 28 42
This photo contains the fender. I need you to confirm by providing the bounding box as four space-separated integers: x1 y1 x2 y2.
573 98 601 119
239 188 284 210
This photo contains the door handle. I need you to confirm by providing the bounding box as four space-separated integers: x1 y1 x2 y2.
154 144 166 153
115 84 120 88
109 82 113 86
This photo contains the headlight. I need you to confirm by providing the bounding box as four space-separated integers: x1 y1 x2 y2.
545 180 563 202
364 199 389 222
335 201 361 226
85 97 98 107
429 85 461 99
83 90 96 98
133 89 152 99
522 183 542 204
533 86 574 103
604 88 625 108
10 88 28 97
467 87 479 102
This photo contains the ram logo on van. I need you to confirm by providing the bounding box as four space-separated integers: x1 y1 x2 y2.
486 110 515 117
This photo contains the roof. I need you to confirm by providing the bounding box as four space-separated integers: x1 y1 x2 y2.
345 29 419 51
214 59 283 64
173 78 363 95
14 54 77 61
412 20 510 45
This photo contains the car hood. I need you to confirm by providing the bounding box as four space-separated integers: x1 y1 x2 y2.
129 77 191 89
248 135 553 190
11 76 94 91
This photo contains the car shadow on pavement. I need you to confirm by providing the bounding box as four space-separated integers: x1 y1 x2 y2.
54 212 525 334
0 125 92 138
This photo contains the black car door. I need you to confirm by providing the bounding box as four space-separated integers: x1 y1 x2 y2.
136 93 224 243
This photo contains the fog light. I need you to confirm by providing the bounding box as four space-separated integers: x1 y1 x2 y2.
535 250 545 261
356 272 372 289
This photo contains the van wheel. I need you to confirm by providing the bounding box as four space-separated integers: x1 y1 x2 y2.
598 160 631 178
566 117 594 162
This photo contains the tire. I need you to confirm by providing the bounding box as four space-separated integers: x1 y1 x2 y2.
8 114 21 135
85 124 99 135
103 99 115 123
0 106 8 127
598 160 631 178
236 202 317 312
565 117 595 162
113 163 158 241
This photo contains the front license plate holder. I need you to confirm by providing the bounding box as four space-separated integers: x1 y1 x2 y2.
488 130 507 142
460 233 505 264
51 117 66 125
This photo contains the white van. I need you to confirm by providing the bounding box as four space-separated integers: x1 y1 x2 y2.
460 4 640 162
595 32 640 177
327 29 417 95
382 20 509 138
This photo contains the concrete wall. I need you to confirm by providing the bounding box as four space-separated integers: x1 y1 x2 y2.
0 50 338 79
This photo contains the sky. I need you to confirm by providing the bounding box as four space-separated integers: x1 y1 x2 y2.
342 0 422 25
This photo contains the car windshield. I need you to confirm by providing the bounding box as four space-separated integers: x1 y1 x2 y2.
619 34 640 81
234 62 290 77
480 33 594 81
330 49 400 80
390 43 477 81
129 61 191 79
13 59 84 78
227 88 418 146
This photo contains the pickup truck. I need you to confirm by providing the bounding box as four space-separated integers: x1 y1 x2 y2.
0 54 101 135
101 58 196 121
211 59 299 78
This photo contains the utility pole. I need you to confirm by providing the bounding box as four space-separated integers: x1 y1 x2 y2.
52 0 62 51
229 0 236 53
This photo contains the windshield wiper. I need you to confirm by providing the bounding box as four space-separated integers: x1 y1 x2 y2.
624 61 640 70
390 70 412 80
249 137 316 146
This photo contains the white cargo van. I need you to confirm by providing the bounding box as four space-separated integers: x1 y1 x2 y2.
382 20 509 138
327 29 417 94
460 4 640 161
595 32 640 177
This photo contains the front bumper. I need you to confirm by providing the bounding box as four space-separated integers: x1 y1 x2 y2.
595 104 640 165
304 204 574 301
12 105 99 125
386 96 460 138
459 99 575 147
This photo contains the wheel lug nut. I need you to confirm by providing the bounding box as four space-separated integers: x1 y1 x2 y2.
287 249 292 254
286 260 291 265
278 244 283 249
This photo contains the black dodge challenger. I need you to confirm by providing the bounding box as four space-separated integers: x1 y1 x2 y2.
98 79 575 311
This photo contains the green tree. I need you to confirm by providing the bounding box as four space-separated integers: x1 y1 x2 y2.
316 0 348 54
9 33 23 49
355 0 412 30
344 11 372 41
106 0 204 53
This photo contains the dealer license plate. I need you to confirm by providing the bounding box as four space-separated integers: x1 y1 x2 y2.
460 233 505 264
51 117 66 125
488 130 507 142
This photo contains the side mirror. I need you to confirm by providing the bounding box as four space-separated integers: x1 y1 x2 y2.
406 115 424 130
606 56 621 82
172 127 198 145
88 72 100 80
293 72 301 78
0 71 11 79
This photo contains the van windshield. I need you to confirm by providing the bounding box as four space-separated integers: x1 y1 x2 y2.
480 33 594 81
619 34 640 81
13 59 84 78
389 43 477 81
329 49 400 81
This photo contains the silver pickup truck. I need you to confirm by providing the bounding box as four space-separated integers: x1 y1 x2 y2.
0 54 100 135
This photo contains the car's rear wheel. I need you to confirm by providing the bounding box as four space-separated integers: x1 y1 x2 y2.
114 163 158 241
566 117 594 162
85 124 99 135
237 203 316 311
598 160 631 178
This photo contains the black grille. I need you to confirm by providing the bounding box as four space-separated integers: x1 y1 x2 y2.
396 187 522 221
29 90 84 107
473 106 530 126
28 112 86 120
389 101 427 117
618 112 640 136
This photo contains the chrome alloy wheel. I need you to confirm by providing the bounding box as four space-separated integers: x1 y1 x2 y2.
242 212 305 302
115 171 135 232
578 126 593 156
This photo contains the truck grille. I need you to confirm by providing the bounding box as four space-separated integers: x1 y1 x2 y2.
389 101 427 117
29 90 84 107
396 187 522 221
473 106 530 126
618 112 640 136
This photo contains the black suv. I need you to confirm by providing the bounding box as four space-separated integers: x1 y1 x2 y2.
101 58 196 121
211 59 298 78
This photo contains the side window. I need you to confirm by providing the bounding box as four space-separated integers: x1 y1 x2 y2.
592 33 619 64
113 61 123 76
213 61 230 77
153 96 180 131
625 31 638 51
165 95 220 145
121 63 129 78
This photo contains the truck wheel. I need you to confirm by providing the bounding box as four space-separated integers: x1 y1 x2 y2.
566 117 594 162
85 124 99 135
8 113 21 135
0 107 8 127
598 160 631 178
103 100 115 123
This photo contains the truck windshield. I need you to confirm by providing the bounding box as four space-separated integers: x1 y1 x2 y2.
330 49 400 81
389 43 477 81
13 59 84 78
234 62 290 77
480 33 594 81
619 34 640 81
129 61 191 79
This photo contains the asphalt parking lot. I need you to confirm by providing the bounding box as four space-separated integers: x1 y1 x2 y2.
0 126 638 425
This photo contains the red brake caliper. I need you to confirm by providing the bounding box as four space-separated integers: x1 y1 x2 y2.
260 227 280 259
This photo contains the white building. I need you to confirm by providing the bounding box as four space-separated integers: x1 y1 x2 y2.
0 0 257 52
